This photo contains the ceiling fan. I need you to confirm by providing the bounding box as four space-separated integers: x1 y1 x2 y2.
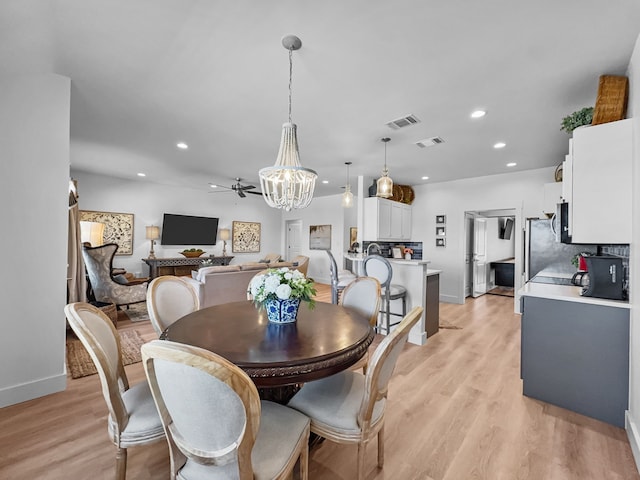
209 178 262 198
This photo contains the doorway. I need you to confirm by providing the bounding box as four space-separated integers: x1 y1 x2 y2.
464 209 517 300
285 219 303 261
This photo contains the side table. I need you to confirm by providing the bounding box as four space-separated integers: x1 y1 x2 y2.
143 256 234 279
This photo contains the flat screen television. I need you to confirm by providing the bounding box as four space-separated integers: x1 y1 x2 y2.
161 213 219 245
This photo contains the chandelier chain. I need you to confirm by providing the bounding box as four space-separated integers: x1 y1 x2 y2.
288 47 293 124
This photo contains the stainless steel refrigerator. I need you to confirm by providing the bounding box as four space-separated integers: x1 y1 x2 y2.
525 217 597 280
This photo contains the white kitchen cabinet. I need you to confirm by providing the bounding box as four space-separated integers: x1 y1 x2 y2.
363 197 412 241
569 119 632 244
542 182 562 215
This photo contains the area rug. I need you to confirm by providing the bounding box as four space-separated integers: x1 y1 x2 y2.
122 302 150 322
66 330 145 379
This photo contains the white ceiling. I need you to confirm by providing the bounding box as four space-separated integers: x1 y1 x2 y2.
2 1 640 198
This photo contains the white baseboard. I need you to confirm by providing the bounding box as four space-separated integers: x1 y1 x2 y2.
0 373 66 408
440 293 463 304
627 411 640 474
409 329 427 346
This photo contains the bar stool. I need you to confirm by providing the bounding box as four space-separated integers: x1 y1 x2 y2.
363 254 407 334
326 250 356 304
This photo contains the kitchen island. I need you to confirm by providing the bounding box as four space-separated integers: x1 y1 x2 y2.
345 254 440 346
519 280 629 427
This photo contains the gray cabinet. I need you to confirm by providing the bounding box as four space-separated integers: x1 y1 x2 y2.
520 296 629 427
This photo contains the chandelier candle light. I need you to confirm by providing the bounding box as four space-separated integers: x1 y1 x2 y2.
376 137 393 198
259 34 317 211
342 161 354 208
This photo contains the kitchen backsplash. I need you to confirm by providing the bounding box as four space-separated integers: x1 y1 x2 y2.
361 241 423 260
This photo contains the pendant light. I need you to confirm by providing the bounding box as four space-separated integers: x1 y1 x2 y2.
259 35 317 211
342 161 354 208
376 137 393 198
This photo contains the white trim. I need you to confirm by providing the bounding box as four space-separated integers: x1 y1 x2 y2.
626 411 640 474
440 293 462 304
0 373 66 408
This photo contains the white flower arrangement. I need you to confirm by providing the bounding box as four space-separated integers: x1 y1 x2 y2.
249 267 316 309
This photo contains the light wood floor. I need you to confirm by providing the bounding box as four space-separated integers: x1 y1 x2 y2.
1 286 638 479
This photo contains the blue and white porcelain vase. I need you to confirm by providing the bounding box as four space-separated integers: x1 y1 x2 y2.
265 298 300 324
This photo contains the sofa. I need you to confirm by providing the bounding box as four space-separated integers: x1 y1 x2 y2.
184 255 309 308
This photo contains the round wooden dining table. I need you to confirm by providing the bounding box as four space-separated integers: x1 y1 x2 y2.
160 300 375 402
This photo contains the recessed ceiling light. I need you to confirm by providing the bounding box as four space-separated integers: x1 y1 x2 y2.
506 162 517 167
209 184 218 188
176 142 188 149
494 142 506 149
137 172 146 177
470 110 486 118
322 180 329 184
422 176 429 180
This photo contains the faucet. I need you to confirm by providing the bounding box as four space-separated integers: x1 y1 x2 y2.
367 242 381 256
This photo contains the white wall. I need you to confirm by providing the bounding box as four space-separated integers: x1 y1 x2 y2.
626 32 640 470
485 217 516 263
282 194 347 284
72 170 284 276
411 167 555 304
0 74 70 407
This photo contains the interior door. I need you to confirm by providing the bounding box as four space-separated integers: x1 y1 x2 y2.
285 220 303 261
472 217 488 297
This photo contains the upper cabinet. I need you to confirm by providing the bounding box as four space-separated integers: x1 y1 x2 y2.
364 197 412 241
542 182 562 215
564 119 632 244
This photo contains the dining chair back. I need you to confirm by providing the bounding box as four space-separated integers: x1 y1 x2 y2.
326 249 356 304
340 276 382 372
362 254 407 334
82 243 147 307
288 306 423 480
142 340 310 480
64 302 164 480
147 275 200 336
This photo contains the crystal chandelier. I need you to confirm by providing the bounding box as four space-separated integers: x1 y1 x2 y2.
376 137 393 198
342 161 353 208
259 35 317 211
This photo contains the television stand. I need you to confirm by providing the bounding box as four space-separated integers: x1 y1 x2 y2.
143 256 234 279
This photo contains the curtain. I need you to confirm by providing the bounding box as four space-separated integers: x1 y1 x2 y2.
67 179 87 303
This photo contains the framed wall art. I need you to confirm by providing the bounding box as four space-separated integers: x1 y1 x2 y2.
309 224 331 250
79 210 134 255
349 227 358 247
232 221 261 253
436 226 446 236
436 215 446 224
436 238 446 247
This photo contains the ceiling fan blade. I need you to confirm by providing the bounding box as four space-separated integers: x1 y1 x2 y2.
238 184 256 191
237 189 246 198
245 190 263 196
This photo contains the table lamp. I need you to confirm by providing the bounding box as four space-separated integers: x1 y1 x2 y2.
80 221 105 247
219 228 230 256
146 225 160 259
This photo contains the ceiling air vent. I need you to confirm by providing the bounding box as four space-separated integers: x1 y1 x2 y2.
385 114 420 130
415 136 445 148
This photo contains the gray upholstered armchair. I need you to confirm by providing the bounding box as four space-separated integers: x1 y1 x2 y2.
82 243 147 307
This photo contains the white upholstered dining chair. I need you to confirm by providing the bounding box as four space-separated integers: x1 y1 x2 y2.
340 276 381 372
146 275 200 336
64 302 165 480
288 306 423 480
141 340 310 480
363 254 407 334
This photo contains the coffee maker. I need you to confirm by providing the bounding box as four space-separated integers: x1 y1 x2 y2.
581 256 626 300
